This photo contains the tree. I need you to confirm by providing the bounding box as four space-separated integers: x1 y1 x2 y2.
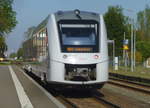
0 0 17 57
0 0 17 35
0 37 7 57
104 6 130 56
17 47 23 59
9 52 17 58
136 41 150 61
136 5 150 61
137 5 150 41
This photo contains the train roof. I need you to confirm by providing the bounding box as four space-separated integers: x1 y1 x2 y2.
55 10 100 22
55 10 99 16
31 10 100 37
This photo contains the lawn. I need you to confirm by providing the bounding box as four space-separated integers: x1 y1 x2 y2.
0 62 11 65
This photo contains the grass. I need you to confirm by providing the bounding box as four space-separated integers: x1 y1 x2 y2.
0 62 11 65
109 65 150 79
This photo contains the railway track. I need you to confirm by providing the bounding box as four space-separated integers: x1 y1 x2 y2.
24 68 120 108
22 67 150 108
20 66 150 108
109 73 150 86
55 90 120 108
56 95 78 108
108 78 150 95
57 96 120 108
109 77 150 87
93 94 120 108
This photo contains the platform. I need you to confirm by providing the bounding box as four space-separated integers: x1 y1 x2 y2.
0 65 65 108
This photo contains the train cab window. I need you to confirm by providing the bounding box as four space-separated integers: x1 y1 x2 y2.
58 20 99 53
61 24 96 45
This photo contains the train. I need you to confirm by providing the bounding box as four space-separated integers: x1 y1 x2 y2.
23 9 108 89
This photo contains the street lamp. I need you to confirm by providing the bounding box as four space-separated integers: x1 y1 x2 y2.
123 8 136 72
131 20 134 72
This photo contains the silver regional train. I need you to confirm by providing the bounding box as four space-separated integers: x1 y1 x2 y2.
23 10 108 89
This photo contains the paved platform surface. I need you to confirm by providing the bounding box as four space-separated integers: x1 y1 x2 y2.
0 65 64 108
0 65 21 108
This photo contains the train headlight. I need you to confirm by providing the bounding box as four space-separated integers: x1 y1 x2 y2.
0 58 4 61
94 55 99 59
63 55 68 59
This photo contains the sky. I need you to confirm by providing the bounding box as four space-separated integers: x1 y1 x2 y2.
6 0 150 55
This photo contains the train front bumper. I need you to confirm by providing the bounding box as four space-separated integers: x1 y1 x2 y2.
47 80 107 89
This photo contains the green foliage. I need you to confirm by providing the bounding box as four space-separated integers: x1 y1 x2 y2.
135 51 142 63
137 5 150 41
17 47 23 59
0 0 17 35
136 41 150 61
0 0 16 57
0 37 7 57
104 6 130 56
136 5 150 61
9 52 17 58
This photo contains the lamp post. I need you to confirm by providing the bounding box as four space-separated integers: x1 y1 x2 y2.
131 20 134 72
133 28 136 67
124 8 136 72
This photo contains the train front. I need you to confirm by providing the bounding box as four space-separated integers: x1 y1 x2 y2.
47 10 108 89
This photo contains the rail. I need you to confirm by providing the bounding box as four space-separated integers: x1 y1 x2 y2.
108 79 150 95
109 73 150 86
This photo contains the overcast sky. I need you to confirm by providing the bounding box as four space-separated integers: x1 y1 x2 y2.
6 0 150 54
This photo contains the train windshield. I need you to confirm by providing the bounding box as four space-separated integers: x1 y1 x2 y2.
58 20 99 52
60 24 96 45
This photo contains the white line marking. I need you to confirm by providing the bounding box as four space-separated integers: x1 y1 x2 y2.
8 66 34 108
17 66 66 108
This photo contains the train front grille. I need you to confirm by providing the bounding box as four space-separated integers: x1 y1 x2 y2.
65 64 96 81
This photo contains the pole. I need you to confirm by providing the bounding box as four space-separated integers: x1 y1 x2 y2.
123 32 125 65
123 32 128 67
123 8 135 71
131 20 134 72
133 29 136 68
113 40 115 70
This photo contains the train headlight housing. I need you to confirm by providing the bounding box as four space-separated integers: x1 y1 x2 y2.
94 55 99 59
0 58 4 61
63 55 68 59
